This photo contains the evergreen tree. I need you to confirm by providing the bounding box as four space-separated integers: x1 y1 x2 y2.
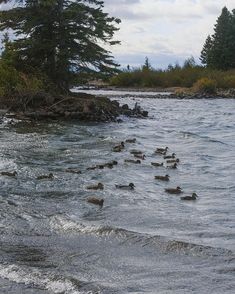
0 0 121 91
200 35 213 66
142 56 152 71
201 6 235 70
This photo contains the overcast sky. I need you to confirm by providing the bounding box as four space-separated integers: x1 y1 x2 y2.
103 0 235 69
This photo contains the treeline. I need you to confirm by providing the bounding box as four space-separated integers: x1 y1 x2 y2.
110 57 235 90
110 6 235 91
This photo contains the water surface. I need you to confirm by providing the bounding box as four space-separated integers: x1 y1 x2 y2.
0 92 235 293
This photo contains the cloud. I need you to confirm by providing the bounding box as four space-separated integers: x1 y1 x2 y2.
103 0 235 67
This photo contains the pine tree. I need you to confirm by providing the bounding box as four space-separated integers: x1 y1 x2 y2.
200 35 213 66
0 0 121 91
201 6 235 70
210 7 232 70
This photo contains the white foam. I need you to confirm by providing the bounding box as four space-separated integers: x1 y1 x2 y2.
0 263 92 294
50 216 122 237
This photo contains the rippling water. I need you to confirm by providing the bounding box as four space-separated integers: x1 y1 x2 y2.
0 92 235 293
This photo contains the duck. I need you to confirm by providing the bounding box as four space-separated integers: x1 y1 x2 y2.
124 159 141 164
151 162 164 167
181 193 198 201
155 147 169 153
103 160 118 168
1 171 17 177
155 174 170 181
134 154 145 160
86 182 104 190
155 147 168 154
165 186 182 194
87 197 104 207
37 173 54 180
102 163 113 169
125 138 136 143
166 158 180 164
65 169 82 174
164 153 176 159
167 163 178 169
97 164 105 169
130 149 143 155
113 142 125 152
87 166 97 171
115 183 135 190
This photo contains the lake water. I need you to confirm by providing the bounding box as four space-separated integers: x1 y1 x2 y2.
0 91 235 293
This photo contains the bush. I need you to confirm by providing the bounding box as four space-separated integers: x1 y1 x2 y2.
193 78 217 94
0 59 46 98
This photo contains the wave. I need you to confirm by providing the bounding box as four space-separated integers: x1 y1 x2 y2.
180 131 229 145
0 263 93 294
50 216 233 258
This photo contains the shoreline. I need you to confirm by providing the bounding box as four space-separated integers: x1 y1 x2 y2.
0 92 148 123
74 86 235 99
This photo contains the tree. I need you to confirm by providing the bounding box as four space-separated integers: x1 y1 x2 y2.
200 6 235 70
142 56 152 72
200 35 213 66
183 56 196 69
0 0 121 91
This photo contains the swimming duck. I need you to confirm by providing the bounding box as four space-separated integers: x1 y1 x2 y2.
65 169 82 174
86 182 104 190
37 173 54 180
87 166 97 171
1 171 17 177
97 164 105 169
151 162 164 167
155 174 170 181
113 142 125 152
130 149 143 155
164 153 176 159
181 193 198 201
87 197 104 207
165 186 182 194
115 183 135 190
167 163 177 169
155 147 168 154
126 138 136 143
134 154 146 160
166 158 180 164
124 159 141 164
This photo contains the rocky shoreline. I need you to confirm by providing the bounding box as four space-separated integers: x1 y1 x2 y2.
75 86 235 99
0 92 148 122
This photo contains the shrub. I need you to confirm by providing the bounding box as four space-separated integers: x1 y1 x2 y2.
193 78 217 94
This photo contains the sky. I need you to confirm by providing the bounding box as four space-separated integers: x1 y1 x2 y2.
103 0 235 69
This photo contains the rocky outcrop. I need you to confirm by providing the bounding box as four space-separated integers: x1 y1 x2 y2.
0 91 148 122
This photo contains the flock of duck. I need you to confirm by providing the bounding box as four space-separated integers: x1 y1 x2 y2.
0 139 198 208
85 140 198 207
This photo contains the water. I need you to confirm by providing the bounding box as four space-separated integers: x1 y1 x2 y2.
0 92 235 293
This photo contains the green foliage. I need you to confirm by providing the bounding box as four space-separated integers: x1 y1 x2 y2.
110 58 235 90
200 7 235 70
193 78 217 94
0 0 120 91
0 59 45 97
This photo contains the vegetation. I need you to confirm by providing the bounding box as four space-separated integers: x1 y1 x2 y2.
110 58 235 90
200 7 235 70
0 0 120 95
110 6 235 91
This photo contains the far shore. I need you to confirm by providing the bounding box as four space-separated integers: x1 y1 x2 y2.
74 86 235 99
